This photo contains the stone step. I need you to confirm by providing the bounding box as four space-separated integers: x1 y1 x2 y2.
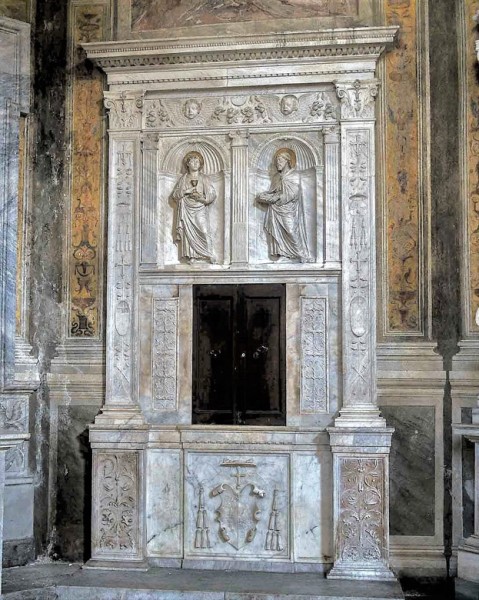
2 563 405 600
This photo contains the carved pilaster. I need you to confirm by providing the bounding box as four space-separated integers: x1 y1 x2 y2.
152 298 178 411
300 297 327 414
230 130 249 265
323 126 340 266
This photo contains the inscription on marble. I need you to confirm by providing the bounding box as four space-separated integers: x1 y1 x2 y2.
152 298 178 410
300 297 327 413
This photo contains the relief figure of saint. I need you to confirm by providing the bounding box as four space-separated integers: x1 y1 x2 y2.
257 148 310 262
172 151 216 263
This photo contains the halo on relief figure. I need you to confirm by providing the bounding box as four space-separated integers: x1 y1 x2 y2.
183 150 205 170
274 147 296 169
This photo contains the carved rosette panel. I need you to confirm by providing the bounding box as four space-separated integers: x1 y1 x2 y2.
69 2 108 338
110 142 135 401
335 80 378 120
95 452 140 556
342 130 373 406
152 298 178 410
1 396 29 475
105 93 143 130
300 297 327 413
337 458 386 563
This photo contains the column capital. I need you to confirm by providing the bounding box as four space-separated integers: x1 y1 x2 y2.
335 79 379 120
104 90 144 130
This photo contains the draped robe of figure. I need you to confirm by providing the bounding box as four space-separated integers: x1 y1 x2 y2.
261 168 309 260
172 172 216 261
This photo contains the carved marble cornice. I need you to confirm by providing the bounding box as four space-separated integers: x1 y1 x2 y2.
83 27 398 72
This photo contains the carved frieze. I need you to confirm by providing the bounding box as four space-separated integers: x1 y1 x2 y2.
152 298 178 410
141 92 338 131
300 297 327 413
337 458 385 562
335 80 378 120
105 92 143 130
96 453 139 554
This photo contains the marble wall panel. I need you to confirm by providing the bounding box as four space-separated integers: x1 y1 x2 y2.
380 405 435 536
68 2 109 337
146 450 183 557
383 0 422 334
0 0 30 20
461 407 475 539
292 451 332 563
184 452 290 559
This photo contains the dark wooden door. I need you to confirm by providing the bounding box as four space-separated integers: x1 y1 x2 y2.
193 284 285 425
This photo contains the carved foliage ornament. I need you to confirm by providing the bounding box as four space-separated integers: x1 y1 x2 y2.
152 298 178 410
301 298 327 413
105 92 143 130
98 453 138 553
338 458 385 562
335 80 379 120
213 95 271 125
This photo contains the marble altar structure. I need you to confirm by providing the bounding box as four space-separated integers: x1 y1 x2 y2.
83 25 398 580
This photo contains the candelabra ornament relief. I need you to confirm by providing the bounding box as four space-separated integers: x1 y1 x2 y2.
257 148 311 262
172 151 217 263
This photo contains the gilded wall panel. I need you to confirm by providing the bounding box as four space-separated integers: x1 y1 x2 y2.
384 0 421 334
68 4 108 337
464 0 479 334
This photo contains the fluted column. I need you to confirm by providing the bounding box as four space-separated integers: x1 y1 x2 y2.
323 125 341 268
230 129 249 265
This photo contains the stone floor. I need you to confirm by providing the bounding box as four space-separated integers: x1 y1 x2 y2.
2 563 406 599
3 563 479 599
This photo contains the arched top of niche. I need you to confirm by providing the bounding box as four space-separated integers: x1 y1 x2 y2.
252 135 321 174
162 137 228 175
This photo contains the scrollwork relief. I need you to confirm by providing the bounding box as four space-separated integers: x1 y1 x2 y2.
301 298 327 413
338 458 385 562
152 298 178 410
213 95 271 125
304 92 337 122
105 92 143 130
145 99 174 128
97 453 138 553
335 80 378 120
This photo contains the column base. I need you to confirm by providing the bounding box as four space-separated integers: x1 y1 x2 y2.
93 405 146 427
328 561 396 581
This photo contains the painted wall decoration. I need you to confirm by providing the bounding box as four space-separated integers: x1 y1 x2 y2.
68 3 108 338
384 0 421 333
131 0 359 31
465 0 479 333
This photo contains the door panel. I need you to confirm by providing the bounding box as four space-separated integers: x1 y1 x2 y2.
193 284 285 425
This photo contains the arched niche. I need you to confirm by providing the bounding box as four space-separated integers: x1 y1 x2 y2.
159 138 229 267
249 135 324 264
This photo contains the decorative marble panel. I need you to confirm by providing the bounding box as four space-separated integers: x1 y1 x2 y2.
300 297 328 413
94 452 140 557
69 2 109 338
185 453 289 559
0 396 29 476
337 457 386 563
384 0 421 333
152 298 178 411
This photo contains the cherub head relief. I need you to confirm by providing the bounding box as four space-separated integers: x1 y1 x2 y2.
183 99 202 120
280 95 299 116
